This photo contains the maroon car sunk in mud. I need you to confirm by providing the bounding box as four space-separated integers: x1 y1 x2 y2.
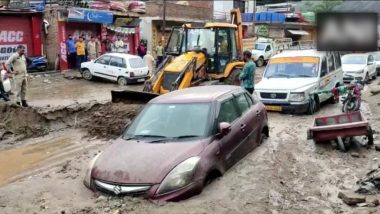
84 86 269 202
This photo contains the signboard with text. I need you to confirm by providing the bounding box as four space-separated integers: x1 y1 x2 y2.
0 44 28 63
68 8 113 24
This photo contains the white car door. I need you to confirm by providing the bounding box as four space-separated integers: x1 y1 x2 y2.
92 55 111 79
108 56 127 81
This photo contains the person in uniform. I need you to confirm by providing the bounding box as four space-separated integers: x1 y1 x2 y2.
87 36 97 61
5 45 29 107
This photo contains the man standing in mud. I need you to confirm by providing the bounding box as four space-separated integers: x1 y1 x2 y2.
5 45 29 107
239 50 255 94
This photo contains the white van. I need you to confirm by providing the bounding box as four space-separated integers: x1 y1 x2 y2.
255 50 343 114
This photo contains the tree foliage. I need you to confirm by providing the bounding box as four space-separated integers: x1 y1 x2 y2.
301 0 343 13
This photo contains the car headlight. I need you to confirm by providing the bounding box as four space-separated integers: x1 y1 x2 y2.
289 93 305 102
83 152 102 188
156 157 200 195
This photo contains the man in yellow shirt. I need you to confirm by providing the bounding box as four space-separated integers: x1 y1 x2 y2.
75 37 86 70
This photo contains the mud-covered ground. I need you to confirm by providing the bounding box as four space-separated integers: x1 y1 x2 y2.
1 69 380 214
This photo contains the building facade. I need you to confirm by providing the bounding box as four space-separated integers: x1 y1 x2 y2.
140 0 213 58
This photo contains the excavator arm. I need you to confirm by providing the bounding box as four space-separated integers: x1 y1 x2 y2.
231 8 243 54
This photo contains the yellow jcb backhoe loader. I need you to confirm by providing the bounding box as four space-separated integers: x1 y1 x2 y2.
112 9 246 104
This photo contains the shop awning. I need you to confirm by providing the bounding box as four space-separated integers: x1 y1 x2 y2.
288 30 309 35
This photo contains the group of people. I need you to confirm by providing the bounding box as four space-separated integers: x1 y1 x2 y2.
66 35 127 70
0 45 29 107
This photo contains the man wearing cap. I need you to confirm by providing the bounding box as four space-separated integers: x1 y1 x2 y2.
5 45 29 107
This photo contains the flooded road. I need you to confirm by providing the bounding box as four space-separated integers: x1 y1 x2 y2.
0 69 379 214
0 135 73 186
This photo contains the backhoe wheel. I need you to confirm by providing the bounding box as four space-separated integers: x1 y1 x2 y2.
256 57 264 67
224 68 242 86
118 77 128 86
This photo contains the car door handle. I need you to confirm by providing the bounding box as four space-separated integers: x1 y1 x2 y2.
240 124 246 131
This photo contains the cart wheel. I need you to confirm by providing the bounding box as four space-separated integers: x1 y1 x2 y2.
330 140 338 150
367 126 374 146
337 136 346 152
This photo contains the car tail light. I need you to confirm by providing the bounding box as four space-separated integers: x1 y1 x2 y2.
130 72 135 77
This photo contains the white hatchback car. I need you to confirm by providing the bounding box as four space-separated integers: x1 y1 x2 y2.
81 53 149 85
341 53 377 84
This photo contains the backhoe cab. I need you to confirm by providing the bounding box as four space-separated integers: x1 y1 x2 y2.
111 9 245 104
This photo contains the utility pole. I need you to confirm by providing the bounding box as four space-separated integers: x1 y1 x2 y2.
161 0 166 43
253 0 256 37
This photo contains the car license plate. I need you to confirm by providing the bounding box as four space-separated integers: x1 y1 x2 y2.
265 105 282 112
137 78 145 82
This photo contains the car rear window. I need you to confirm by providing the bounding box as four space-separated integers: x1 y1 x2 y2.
129 58 145 69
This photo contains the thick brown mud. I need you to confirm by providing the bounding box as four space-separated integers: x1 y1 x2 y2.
0 102 142 143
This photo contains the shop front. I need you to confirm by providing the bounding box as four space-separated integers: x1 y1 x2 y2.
57 7 113 70
0 12 43 63
58 8 141 70
105 17 141 55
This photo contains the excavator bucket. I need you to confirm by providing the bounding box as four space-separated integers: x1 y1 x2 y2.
111 90 159 104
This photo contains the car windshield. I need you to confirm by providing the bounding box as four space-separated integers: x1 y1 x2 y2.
124 103 211 141
264 58 320 78
255 43 266 50
341 55 366 65
185 28 216 53
129 58 145 68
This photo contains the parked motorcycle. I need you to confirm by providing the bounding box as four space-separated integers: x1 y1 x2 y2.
310 76 363 113
341 78 363 113
27 56 48 72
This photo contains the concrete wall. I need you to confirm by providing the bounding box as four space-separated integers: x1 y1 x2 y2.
146 1 212 20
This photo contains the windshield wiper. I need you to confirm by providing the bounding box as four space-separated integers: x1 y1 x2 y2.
134 134 167 138
123 134 167 140
294 75 314 78
172 135 202 139
267 74 290 78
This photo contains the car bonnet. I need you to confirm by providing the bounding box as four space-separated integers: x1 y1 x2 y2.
91 138 206 184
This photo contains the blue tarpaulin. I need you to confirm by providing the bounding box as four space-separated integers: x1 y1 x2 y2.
68 8 114 24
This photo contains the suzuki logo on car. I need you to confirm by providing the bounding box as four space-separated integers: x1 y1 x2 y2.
270 93 277 99
113 185 122 195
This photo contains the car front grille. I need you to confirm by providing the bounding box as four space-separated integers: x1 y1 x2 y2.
260 92 287 99
162 72 181 90
94 180 151 196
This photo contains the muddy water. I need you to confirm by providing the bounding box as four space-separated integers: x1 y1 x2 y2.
0 136 73 186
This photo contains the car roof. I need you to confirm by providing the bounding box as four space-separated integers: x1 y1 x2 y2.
105 53 141 59
272 49 326 58
149 85 244 104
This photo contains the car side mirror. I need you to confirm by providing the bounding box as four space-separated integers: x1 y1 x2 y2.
217 122 231 138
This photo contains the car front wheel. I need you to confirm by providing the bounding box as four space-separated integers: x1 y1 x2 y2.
82 69 93 80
